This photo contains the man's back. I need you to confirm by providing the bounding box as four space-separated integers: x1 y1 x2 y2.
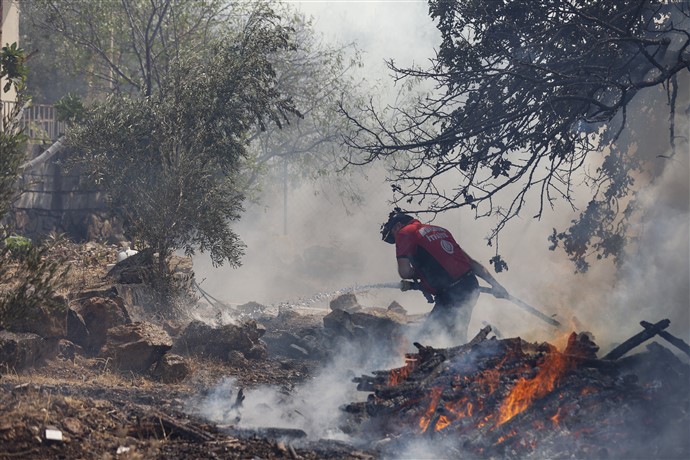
395 220 472 293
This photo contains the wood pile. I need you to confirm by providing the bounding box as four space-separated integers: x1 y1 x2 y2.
344 320 690 459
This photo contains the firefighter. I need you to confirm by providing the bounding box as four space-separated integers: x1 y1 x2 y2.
381 209 508 343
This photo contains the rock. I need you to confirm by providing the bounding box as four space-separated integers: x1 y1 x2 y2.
168 255 195 294
56 339 79 361
227 350 248 365
6 296 69 339
387 301 407 316
0 331 50 371
66 308 90 348
72 291 131 352
329 293 362 313
101 322 172 372
245 344 268 360
151 353 190 383
235 301 268 320
61 417 85 436
173 320 268 361
323 309 356 338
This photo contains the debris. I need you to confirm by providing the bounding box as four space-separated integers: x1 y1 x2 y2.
44 427 63 442
346 320 690 459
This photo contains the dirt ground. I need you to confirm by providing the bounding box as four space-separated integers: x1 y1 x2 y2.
0 349 376 459
0 241 379 459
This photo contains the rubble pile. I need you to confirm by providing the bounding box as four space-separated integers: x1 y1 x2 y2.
345 322 690 459
261 293 408 360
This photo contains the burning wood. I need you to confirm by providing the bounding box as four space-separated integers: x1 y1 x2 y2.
345 322 690 459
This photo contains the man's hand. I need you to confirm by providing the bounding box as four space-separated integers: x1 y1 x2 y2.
400 280 416 291
491 284 510 299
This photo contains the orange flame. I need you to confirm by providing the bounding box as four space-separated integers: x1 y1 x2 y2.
418 387 443 432
497 352 571 425
388 358 416 386
435 415 451 431
432 398 474 431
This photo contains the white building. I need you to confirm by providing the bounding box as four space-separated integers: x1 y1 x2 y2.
1 0 20 103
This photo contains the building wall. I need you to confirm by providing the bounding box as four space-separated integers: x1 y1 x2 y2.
1 0 20 102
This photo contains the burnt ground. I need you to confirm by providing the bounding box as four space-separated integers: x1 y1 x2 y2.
0 241 378 459
0 313 377 460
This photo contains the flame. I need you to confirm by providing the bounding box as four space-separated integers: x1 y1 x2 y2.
550 407 562 427
494 429 518 445
446 398 473 418
431 398 474 431
497 352 571 425
388 358 416 386
418 387 443 432
435 415 451 431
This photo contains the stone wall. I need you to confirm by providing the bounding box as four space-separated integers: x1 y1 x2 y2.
6 145 123 242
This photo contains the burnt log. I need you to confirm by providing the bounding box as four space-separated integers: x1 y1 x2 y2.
603 319 670 360
640 320 690 358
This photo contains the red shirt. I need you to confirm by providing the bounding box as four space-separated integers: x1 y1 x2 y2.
395 220 472 294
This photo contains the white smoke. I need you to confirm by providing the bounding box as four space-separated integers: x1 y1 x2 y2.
191 339 404 442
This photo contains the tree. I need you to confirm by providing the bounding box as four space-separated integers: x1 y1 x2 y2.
21 0 239 98
342 0 689 272
1 44 69 330
240 11 366 208
0 42 28 219
68 6 300 275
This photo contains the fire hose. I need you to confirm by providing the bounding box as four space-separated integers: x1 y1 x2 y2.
383 280 563 329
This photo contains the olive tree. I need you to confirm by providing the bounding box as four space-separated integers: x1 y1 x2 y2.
69 6 299 274
0 42 28 219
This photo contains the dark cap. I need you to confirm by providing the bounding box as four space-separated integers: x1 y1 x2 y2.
380 208 414 244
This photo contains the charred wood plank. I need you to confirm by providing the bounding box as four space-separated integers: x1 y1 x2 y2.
640 320 690 358
374 382 424 399
603 319 670 360
468 325 493 346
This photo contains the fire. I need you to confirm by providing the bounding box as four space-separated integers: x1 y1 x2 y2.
474 360 504 395
435 415 451 431
550 407 562 427
418 387 443 432
432 398 474 431
388 358 416 386
497 351 571 425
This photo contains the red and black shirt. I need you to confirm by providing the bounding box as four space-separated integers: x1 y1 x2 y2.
395 219 472 294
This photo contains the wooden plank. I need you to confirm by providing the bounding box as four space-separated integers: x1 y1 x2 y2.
640 320 690 358
603 319 670 360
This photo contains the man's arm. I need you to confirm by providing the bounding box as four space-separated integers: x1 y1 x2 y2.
468 258 509 298
397 257 416 279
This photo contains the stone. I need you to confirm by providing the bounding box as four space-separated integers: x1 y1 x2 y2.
329 293 362 313
101 322 172 372
0 331 50 371
387 301 407 316
72 291 131 352
66 308 90 348
173 320 267 361
151 353 190 383
6 296 69 339
323 309 356 338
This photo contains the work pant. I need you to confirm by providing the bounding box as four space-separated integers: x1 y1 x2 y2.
425 272 480 344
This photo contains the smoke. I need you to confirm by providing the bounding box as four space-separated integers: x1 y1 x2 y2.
191 338 404 442
192 81 689 349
